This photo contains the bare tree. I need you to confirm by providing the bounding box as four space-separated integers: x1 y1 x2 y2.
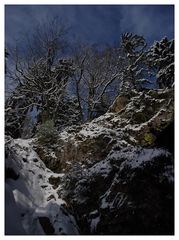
6 28 169 138
72 44 123 120
5 18 77 137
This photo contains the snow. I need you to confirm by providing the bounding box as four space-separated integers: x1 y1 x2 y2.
49 151 57 158
89 159 112 178
112 192 127 208
5 83 174 235
5 137 79 235
90 216 100 232
79 128 97 138
100 196 109 210
120 148 170 170
59 130 72 141
98 147 173 214
76 119 119 141
5 184 26 235
161 165 174 183
99 171 127 211
99 185 113 210
124 122 146 131
129 136 137 143
79 122 105 138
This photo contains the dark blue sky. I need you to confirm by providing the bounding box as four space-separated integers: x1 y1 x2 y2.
5 5 174 48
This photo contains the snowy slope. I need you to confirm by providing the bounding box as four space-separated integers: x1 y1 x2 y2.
5 136 79 235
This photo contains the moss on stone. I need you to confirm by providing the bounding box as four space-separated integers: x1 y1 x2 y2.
109 96 128 113
144 133 156 145
133 112 147 124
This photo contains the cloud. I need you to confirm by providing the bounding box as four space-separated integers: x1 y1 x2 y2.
5 5 174 49
120 5 174 43
5 5 123 47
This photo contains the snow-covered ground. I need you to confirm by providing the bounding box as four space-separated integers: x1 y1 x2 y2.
5 137 79 235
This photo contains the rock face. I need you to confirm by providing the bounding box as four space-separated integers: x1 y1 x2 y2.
5 88 174 235
35 88 174 173
58 88 174 235
60 147 174 234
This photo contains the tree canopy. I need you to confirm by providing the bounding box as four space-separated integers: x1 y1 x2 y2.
5 22 174 138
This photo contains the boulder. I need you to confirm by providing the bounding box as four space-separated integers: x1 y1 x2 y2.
35 88 174 173
61 147 174 235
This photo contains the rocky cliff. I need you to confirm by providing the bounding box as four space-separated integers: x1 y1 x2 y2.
5 88 174 235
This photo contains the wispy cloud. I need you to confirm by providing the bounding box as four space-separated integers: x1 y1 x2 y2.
5 5 174 49
120 5 174 43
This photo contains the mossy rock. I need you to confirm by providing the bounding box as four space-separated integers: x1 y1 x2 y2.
109 96 129 113
80 139 96 153
132 112 147 124
78 134 113 162
143 133 156 145
148 90 160 99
